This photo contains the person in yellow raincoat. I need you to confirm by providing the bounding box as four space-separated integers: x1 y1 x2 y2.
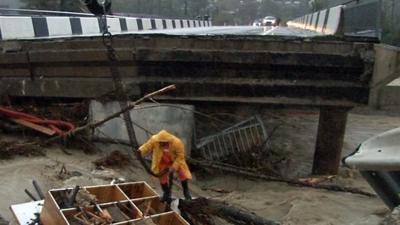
136 130 192 202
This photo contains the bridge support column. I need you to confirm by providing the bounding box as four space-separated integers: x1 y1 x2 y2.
312 107 350 175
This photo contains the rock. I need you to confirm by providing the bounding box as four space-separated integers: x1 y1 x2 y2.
0 215 8 225
381 206 400 225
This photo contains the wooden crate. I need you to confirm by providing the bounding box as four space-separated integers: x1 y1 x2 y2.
99 201 142 223
133 197 170 216
39 182 189 225
85 185 127 204
148 212 189 225
118 182 158 200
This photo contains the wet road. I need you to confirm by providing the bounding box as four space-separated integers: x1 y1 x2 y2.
135 25 320 37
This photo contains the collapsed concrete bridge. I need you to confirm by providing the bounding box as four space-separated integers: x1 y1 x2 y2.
0 34 382 175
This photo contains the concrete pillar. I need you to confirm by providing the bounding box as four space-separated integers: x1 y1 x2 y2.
312 107 350 175
369 87 382 110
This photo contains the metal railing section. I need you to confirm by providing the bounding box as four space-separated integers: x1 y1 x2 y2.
196 116 269 161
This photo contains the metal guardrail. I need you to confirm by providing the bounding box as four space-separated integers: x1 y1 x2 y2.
342 0 381 38
196 116 268 161
287 0 381 39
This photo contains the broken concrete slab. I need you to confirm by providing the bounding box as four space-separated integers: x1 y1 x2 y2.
89 101 195 156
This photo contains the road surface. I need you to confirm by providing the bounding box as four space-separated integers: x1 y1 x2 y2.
125 25 320 37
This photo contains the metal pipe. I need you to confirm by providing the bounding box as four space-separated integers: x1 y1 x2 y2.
24 189 38 201
32 180 45 200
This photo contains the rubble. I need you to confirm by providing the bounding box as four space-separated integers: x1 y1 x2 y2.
179 198 280 225
57 164 83 180
381 206 400 225
0 106 75 136
0 140 43 159
0 216 8 225
189 158 376 197
93 150 132 168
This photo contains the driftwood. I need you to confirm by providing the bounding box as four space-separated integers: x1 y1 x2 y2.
179 198 280 225
188 158 375 197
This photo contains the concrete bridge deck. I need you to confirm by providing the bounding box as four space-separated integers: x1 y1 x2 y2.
0 34 377 175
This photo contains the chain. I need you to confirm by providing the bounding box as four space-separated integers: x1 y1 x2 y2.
98 3 165 177
101 13 139 149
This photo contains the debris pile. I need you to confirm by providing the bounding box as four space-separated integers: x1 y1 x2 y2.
93 150 132 168
0 140 43 159
179 198 280 225
67 207 112 225
195 115 286 177
0 216 8 225
381 206 400 225
0 106 75 136
100 202 137 223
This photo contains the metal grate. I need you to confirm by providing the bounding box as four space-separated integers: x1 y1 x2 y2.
196 116 268 161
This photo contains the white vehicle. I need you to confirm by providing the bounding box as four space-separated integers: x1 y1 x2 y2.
252 18 262 26
262 16 278 26
344 127 400 209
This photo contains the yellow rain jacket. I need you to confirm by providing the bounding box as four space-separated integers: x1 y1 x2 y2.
138 130 192 179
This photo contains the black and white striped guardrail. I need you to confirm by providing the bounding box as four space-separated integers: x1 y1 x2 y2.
287 5 343 35
0 16 212 40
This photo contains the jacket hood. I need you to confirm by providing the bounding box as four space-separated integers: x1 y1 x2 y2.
155 130 174 143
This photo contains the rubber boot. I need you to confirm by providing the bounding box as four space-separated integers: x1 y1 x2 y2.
160 184 171 204
181 180 192 200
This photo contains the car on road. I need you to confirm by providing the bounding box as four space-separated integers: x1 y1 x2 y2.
252 18 263 26
262 16 279 26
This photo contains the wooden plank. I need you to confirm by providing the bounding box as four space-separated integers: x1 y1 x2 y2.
155 212 189 225
10 118 56 136
85 185 128 203
40 192 68 225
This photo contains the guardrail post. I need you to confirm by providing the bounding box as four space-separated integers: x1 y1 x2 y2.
312 107 350 175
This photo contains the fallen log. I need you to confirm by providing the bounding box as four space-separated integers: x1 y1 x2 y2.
179 198 280 225
188 158 375 197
